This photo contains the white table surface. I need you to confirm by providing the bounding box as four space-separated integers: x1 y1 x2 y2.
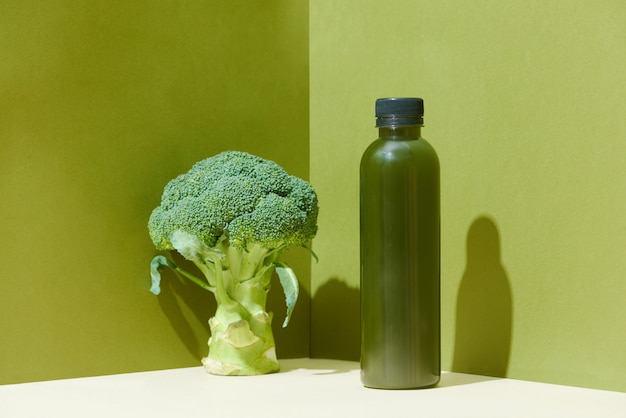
1 358 624 418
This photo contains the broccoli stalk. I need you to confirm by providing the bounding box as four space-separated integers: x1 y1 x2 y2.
147 151 318 375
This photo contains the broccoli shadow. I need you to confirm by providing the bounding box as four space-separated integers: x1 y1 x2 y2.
278 358 359 375
311 278 360 361
452 216 513 378
267 272 312 360
157 252 214 361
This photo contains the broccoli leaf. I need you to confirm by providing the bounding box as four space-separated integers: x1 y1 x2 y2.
150 255 176 295
150 254 214 295
275 262 299 328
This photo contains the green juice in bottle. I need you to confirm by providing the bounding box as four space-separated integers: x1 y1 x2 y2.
360 97 440 389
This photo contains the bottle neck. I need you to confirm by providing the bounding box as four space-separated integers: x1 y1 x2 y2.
378 125 422 139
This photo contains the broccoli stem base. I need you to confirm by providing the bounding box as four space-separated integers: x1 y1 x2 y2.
151 234 295 375
202 305 280 375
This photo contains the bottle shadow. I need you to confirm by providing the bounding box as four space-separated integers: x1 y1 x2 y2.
437 371 499 388
452 216 513 378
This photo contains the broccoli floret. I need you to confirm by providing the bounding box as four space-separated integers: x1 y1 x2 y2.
147 151 318 376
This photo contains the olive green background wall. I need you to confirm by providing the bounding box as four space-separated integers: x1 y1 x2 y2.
310 1 626 392
0 1 310 384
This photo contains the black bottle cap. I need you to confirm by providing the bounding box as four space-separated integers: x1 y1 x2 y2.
375 97 424 127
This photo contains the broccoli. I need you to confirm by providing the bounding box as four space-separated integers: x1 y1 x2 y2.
148 151 318 376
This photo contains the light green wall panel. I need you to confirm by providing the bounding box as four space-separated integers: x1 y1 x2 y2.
310 0 626 391
0 0 310 384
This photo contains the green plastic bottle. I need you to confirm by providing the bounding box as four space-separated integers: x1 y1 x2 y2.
360 97 440 389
